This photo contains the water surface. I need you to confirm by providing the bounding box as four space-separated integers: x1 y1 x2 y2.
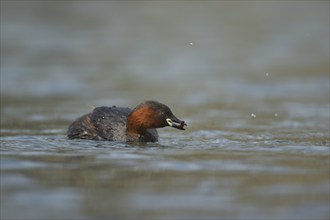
1 1 329 219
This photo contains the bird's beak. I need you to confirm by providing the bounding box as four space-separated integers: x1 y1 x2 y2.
166 116 187 130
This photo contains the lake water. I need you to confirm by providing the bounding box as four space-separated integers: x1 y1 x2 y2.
1 1 329 219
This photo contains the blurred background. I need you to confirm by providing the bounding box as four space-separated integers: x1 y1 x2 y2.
1 1 328 113
1 1 329 219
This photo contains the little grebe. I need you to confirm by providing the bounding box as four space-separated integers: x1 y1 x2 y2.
67 100 187 142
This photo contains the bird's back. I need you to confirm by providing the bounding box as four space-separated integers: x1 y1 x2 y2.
67 106 131 141
91 106 131 141
67 105 159 142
